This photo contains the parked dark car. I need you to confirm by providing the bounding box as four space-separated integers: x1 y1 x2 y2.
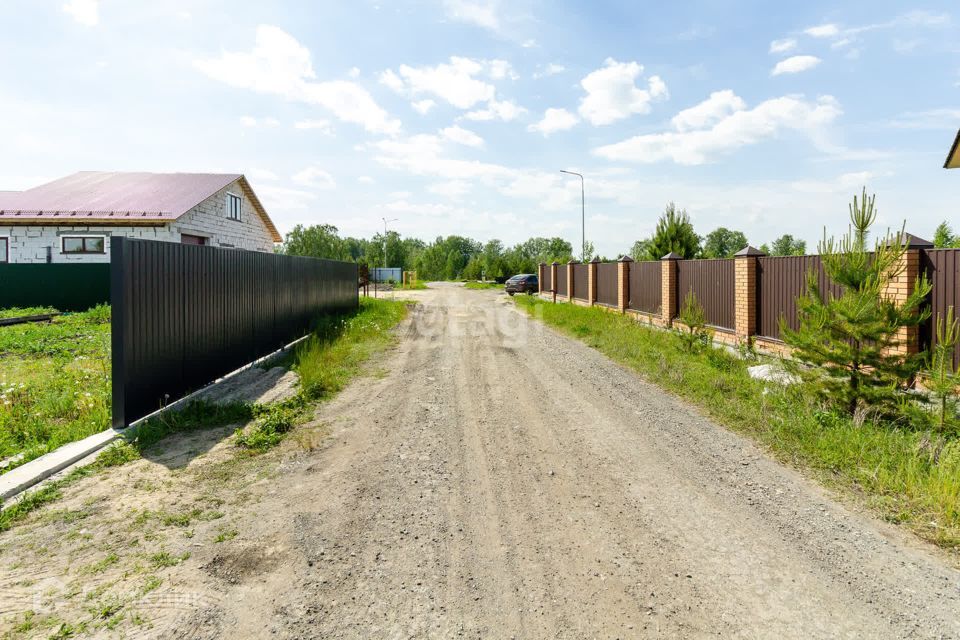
505 274 538 295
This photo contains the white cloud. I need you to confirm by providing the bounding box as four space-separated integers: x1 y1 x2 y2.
534 63 566 79
886 108 960 130
440 125 484 148
527 108 579 136
240 115 258 127
240 115 280 127
578 58 668 126
769 38 797 54
670 90 746 131
789 171 878 194
463 98 527 121
370 134 513 181
804 23 840 38
428 180 472 198
380 57 496 109
771 55 822 76
411 99 436 115
294 119 333 134
291 166 336 189
257 185 318 210
521 39 537 48
194 25 400 135
357 176 375 184
63 0 98 26
489 59 518 80
442 0 500 31
593 93 842 165
246 168 279 182
347 66 361 78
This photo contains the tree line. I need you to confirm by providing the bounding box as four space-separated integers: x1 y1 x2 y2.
280 205 958 280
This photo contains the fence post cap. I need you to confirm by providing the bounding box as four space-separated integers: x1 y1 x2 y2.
734 245 766 257
589 256 601 264
661 252 682 260
618 255 634 263
551 261 560 266
567 259 579 265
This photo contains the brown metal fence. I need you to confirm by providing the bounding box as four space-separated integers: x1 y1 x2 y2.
541 265 552 292
924 249 960 369
677 259 735 330
756 255 844 341
629 261 661 315
596 263 618 306
572 263 589 301
555 266 567 297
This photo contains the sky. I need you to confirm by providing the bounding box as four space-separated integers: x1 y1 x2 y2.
0 0 958 257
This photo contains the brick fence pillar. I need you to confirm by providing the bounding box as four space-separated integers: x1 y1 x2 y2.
550 261 559 302
661 252 680 326
881 247 925 356
734 246 764 342
617 255 632 312
538 262 545 294
588 257 599 305
567 259 577 302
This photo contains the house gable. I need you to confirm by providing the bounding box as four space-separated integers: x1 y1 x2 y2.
174 180 276 252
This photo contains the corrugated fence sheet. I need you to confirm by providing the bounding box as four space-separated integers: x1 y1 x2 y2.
572 263 589 301
924 249 960 369
596 263 618 306
756 255 844 341
555 265 568 297
677 259 735 330
0 263 110 311
541 265 552 292
111 238 358 428
629 261 661 315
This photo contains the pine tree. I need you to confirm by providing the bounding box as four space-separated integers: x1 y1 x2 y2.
644 203 700 259
933 221 957 248
782 189 932 415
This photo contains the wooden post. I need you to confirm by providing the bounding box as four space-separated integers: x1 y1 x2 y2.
734 246 764 342
550 261 559 303
661 252 680 326
588 257 599 305
617 255 632 312
567 260 577 303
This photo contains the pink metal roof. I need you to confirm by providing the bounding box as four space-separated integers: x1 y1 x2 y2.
0 171 281 242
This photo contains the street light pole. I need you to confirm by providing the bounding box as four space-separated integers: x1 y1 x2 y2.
382 216 398 288
560 170 585 261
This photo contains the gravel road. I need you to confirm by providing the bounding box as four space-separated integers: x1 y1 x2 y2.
159 284 960 638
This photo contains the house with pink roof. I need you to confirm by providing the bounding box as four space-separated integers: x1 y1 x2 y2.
0 171 282 263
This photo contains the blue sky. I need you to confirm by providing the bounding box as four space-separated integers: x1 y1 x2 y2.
0 0 957 256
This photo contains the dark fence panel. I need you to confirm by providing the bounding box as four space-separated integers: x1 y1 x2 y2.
596 263 618 306
677 259 735 330
572 263 589 301
541 266 552 292
924 249 960 369
629 261 661 315
555 266 567 297
0 264 110 311
756 255 843 340
111 238 358 428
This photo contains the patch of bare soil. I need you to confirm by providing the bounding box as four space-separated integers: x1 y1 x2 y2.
1 283 959 639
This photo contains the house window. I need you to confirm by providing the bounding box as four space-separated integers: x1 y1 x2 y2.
62 236 105 254
0 237 7 263
226 192 242 221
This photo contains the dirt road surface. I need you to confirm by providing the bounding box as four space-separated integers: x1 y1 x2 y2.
4 283 960 638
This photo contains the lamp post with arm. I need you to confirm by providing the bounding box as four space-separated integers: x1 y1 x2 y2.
560 170 586 261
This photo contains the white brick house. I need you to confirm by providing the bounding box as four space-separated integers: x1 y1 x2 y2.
0 172 282 263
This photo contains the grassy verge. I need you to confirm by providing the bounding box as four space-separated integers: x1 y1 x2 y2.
463 281 502 290
399 279 428 290
0 306 57 320
0 306 111 471
515 296 960 551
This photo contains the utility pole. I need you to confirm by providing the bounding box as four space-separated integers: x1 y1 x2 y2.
560 170 586 261
382 217 398 293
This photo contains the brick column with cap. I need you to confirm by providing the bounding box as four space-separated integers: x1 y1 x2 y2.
537 262 545 294
617 255 632 312
661 253 680 326
734 246 764 341
881 239 929 356
567 260 577 302
588 257 599 305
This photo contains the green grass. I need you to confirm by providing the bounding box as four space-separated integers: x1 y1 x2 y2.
515 296 960 551
0 306 111 471
399 279 428 290
463 281 502 290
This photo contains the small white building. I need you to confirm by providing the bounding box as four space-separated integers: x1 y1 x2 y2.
0 171 282 263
